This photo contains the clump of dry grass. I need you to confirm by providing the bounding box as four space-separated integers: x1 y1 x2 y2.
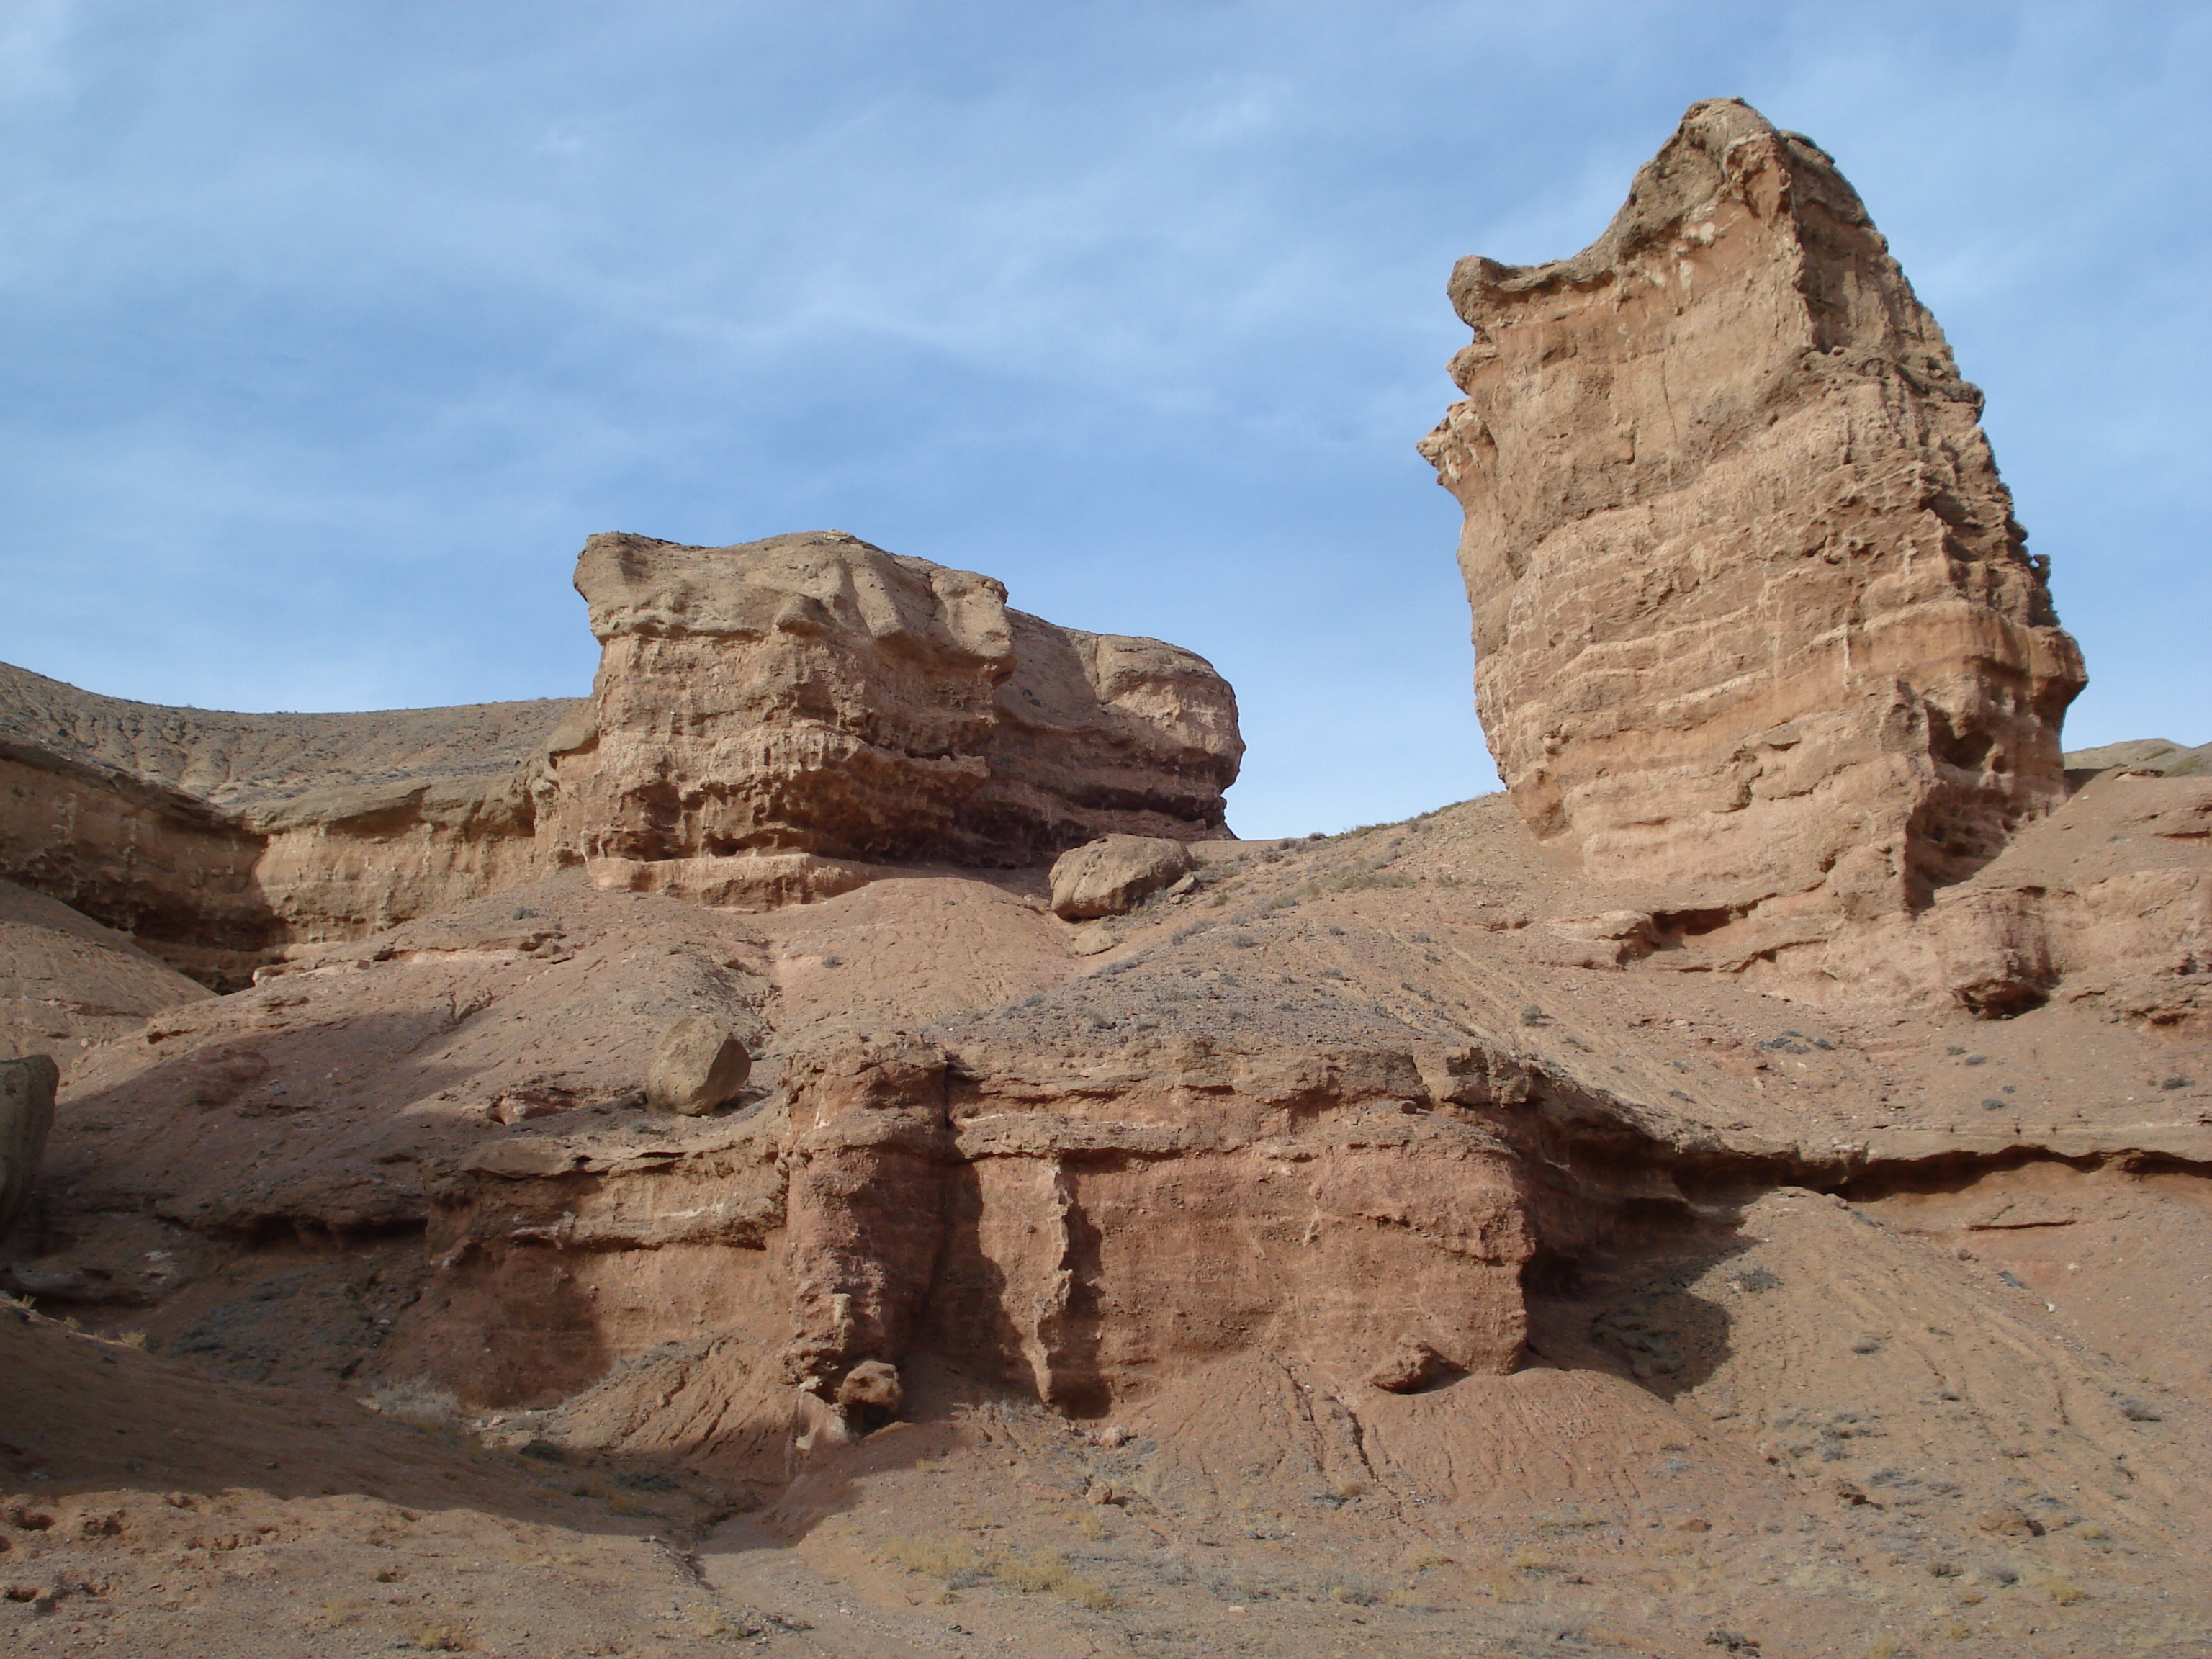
410 1618 475 1652
881 1536 1113 1611
362 1379 463 1431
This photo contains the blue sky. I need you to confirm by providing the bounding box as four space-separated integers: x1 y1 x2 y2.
1 2 2204 836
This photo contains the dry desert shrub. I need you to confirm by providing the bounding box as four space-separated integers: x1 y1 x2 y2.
362 1379 463 1431
410 1618 476 1652
880 1536 1113 1611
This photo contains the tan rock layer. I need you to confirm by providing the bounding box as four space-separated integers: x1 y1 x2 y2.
1420 98 2085 922
0 532 1242 978
0 665 572 985
536 531 1241 884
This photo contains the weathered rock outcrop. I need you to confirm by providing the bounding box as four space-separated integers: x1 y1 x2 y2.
0 660 572 984
0 879 209 1073
535 531 1241 906
1420 99 2085 929
778 1030 1532 1431
1928 765 2212 1020
0 532 1242 971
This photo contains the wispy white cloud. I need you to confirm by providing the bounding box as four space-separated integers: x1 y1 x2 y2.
0 0 2204 831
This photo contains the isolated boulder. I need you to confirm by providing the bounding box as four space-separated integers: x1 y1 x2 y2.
1049 835 1196 920
644 1017 752 1117
0 1053 58 1235
835 1359 903 1413
1420 99 2084 925
1366 1338 1452 1394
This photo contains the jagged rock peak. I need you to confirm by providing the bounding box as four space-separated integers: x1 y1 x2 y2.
1420 97 2085 927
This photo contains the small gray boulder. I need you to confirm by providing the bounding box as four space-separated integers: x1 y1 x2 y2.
645 1018 752 1116
1050 835 1196 921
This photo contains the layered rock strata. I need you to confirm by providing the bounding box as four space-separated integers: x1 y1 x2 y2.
1420 98 2085 929
775 1032 1532 1431
0 533 1241 976
535 531 1241 904
0 660 572 984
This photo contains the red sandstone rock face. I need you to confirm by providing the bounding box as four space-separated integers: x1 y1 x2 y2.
771 1028 1530 1435
1420 98 2086 925
539 531 1241 905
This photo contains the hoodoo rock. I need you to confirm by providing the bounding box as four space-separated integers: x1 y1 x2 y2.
536 531 1241 906
4 102 2212 1659
1420 99 2085 938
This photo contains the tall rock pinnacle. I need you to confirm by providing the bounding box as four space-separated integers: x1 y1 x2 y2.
1419 98 2085 925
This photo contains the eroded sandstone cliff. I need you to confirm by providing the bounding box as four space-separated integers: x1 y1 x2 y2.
538 531 1241 906
0 661 572 984
0 534 1241 976
1420 98 2086 937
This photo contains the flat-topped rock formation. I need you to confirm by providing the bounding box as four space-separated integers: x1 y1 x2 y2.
1421 98 2085 941
0 661 577 816
0 533 1241 974
536 530 1241 906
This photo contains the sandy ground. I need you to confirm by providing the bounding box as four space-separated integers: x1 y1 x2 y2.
4 788 2209 1657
